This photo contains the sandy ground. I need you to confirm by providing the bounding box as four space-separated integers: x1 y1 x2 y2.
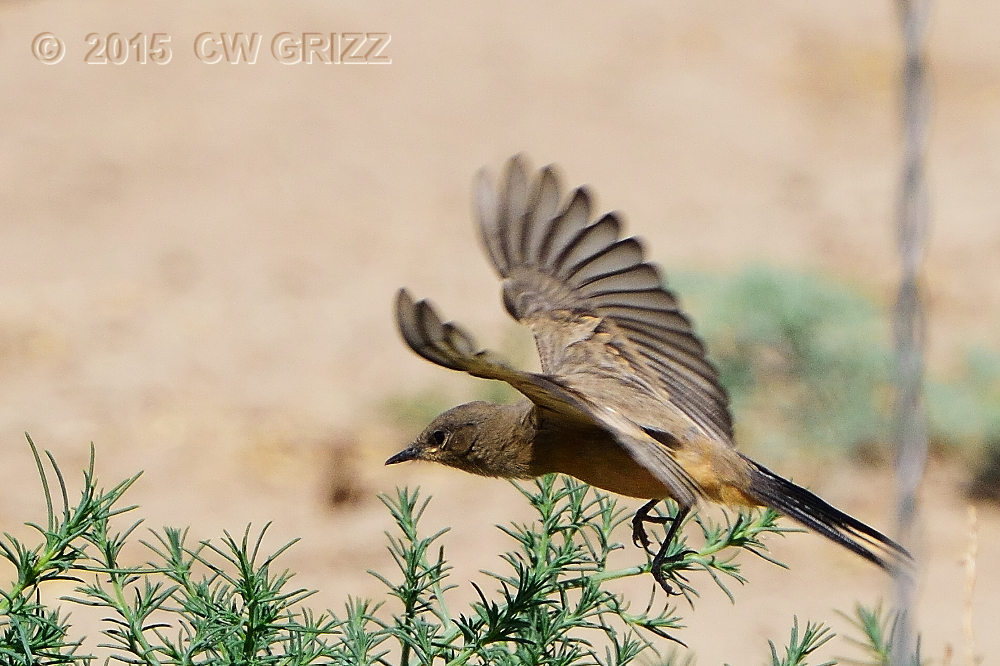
1 1 999 663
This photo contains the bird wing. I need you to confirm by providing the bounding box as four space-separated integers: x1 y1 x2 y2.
475 156 733 443
395 288 704 507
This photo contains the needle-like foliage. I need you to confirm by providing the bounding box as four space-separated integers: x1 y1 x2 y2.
0 437 916 665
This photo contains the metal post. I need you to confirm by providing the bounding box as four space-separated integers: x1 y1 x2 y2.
892 0 931 662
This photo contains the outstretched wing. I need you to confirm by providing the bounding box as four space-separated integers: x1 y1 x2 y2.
395 288 704 507
475 156 733 442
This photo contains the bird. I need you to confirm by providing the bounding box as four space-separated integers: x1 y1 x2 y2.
386 155 912 591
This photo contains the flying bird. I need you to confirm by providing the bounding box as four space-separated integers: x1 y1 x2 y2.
387 155 912 591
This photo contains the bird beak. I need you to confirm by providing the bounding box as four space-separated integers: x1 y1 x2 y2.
385 446 420 466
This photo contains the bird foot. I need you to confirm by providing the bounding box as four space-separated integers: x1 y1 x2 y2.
650 548 695 597
631 500 676 554
631 501 694 595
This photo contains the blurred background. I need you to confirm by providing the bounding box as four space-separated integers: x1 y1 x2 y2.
1 1 998 662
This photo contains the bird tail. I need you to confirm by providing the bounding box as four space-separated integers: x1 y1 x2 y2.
741 454 913 572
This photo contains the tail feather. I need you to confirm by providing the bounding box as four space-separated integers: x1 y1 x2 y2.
742 455 913 572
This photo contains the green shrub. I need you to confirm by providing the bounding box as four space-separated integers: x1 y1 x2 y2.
671 266 892 457
926 346 1000 451
0 437 919 664
672 265 1000 465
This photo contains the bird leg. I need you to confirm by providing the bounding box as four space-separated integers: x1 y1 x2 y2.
632 501 692 595
631 499 676 553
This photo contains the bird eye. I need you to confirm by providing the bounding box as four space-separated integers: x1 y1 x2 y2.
430 430 448 448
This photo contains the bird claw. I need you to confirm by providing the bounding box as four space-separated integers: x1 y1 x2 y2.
651 548 696 596
632 501 693 595
631 516 652 552
631 501 675 555
651 563 679 596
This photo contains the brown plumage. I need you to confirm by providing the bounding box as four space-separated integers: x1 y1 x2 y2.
386 155 912 590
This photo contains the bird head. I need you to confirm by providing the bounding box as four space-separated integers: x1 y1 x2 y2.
385 401 529 477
